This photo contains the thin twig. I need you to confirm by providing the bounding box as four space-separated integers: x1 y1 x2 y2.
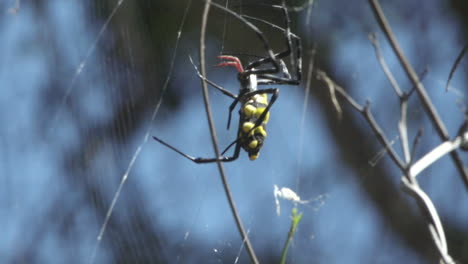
401 69 428 165
368 0 468 189
371 43 426 166
316 70 405 169
318 68 456 263
367 1 460 262
402 135 465 264
318 3 462 260
398 100 411 164
362 102 406 170
445 43 468 92
410 128 423 164
316 70 343 119
409 137 462 178
199 2 259 263
458 116 468 150
369 33 411 163
369 33 403 97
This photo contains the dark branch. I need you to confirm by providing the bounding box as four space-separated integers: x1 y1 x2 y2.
445 43 468 92
316 70 405 169
369 33 403 97
368 0 468 189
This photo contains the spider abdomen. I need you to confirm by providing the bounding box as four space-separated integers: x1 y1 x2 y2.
239 93 270 160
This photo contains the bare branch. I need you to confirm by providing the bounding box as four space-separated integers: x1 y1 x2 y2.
366 2 466 262
368 0 468 189
409 137 463 178
398 100 411 164
362 102 406 170
316 70 344 118
401 178 454 264
410 128 423 164
368 33 411 163
459 117 468 151
316 70 405 169
369 33 403 97
317 65 463 263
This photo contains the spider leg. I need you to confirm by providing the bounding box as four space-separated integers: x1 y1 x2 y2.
227 99 239 130
245 37 301 86
263 35 302 85
193 72 239 130
221 136 239 155
190 56 241 130
210 2 280 76
153 136 241 163
242 5 302 85
189 56 237 99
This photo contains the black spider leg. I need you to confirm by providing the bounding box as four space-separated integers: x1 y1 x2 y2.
241 5 286 72
219 88 279 155
257 35 301 85
210 2 280 77
226 99 240 130
210 3 301 128
189 56 237 99
153 136 241 163
220 116 245 155
238 13 301 85
256 34 301 85
242 15 302 85
243 5 302 85
225 82 266 131
152 59 242 163
189 56 239 130
152 94 242 162
226 84 266 132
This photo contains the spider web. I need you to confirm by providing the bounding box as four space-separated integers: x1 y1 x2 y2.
2 0 468 263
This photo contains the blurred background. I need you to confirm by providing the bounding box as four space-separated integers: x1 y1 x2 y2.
0 0 467 263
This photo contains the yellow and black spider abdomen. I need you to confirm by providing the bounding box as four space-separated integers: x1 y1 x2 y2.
153 3 299 163
239 93 270 160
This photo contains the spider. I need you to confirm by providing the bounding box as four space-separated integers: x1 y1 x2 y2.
153 2 302 163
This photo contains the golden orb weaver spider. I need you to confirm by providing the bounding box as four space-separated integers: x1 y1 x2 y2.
153 2 302 163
